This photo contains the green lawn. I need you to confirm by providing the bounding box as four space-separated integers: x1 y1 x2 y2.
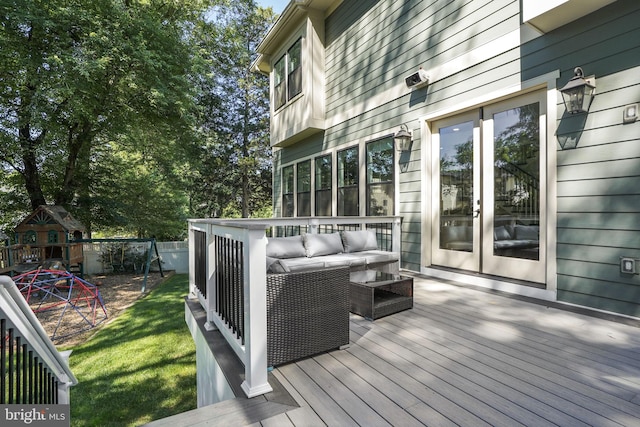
67 274 197 427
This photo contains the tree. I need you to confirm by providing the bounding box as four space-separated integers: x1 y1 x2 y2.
190 0 274 218
0 0 214 234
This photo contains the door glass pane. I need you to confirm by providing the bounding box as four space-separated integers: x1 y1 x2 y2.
439 121 474 251
493 103 540 260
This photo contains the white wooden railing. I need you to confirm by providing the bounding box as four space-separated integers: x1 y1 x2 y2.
187 216 402 398
0 275 78 404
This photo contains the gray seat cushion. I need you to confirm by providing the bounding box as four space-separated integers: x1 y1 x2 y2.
357 250 400 266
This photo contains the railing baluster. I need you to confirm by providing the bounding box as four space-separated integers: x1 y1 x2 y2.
8 327 14 403
16 336 21 404
38 361 44 404
1 319 6 404
28 351 33 404
232 239 237 338
238 241 243 342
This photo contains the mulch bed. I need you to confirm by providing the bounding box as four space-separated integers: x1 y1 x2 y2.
26 271 173 348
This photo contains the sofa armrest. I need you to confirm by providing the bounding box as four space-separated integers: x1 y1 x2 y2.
266 266 350 366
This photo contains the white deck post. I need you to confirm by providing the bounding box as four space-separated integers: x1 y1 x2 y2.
240 226 273 397
188 223 196 298
205 223 217 329
392 217 402 261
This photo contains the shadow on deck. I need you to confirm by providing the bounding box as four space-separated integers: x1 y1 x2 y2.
148 272 640 426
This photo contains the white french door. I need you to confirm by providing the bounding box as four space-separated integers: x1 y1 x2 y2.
431 91 546 283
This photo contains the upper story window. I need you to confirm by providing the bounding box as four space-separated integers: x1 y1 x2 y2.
274 38 302 111
315 154 332 216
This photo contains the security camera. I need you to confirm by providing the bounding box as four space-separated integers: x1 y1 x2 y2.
405 69 429 89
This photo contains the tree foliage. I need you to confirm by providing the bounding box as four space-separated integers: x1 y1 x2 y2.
0 0 274 238
189 0 275 219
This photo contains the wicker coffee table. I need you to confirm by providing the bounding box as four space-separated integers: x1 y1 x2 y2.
349 270 413 320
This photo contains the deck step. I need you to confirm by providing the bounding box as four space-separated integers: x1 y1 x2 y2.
143 397 295 427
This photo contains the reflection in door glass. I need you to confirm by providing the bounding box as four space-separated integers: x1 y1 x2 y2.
493 103 540 260
439 121 474 252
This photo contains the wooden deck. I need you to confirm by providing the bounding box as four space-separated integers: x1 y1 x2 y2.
152 273 640 426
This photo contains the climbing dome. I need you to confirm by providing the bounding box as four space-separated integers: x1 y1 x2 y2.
13 268 108 341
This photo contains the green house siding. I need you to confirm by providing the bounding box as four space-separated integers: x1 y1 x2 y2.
267 0 640 317
325 0 520 118
547 0 640 316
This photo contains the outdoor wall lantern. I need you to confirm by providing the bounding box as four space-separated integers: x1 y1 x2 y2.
394 124 412 152
559 67 596 114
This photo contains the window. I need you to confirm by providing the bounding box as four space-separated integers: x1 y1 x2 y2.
282 165 294 217
48 230 58 244
274 38 302 111
366 138 394 216
274 57 286 110
315 154 332 216
338 147 359 216
297 160 311 216
23 230 37 244
287 39 302 100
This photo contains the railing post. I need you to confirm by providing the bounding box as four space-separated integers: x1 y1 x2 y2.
392 217 402 261
188 223 196 298
240 227 273 397
308 218 319 234
205 223 217 330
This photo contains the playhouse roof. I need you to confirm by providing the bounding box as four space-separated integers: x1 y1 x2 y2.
15 205 86 232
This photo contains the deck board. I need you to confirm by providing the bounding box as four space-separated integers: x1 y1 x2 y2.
273 275 640 427
374 309 622 426
296 357 393 426
406 299 640 418
276 361 358 426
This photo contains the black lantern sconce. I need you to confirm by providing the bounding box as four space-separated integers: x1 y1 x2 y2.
559 67 596 114
394 124 412 152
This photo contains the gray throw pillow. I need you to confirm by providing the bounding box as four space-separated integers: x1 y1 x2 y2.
341 230 378 253
303 232 344 257
265 235 306 259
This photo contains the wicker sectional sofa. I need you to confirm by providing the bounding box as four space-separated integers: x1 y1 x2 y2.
264 230 399 366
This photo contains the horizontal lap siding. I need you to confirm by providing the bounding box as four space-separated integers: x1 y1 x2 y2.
325 0 518 117
548 0 640 316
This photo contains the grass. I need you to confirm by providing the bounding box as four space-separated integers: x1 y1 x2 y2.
66 274 197 426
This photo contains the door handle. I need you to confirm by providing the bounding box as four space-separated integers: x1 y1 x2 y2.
474 208 481 218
